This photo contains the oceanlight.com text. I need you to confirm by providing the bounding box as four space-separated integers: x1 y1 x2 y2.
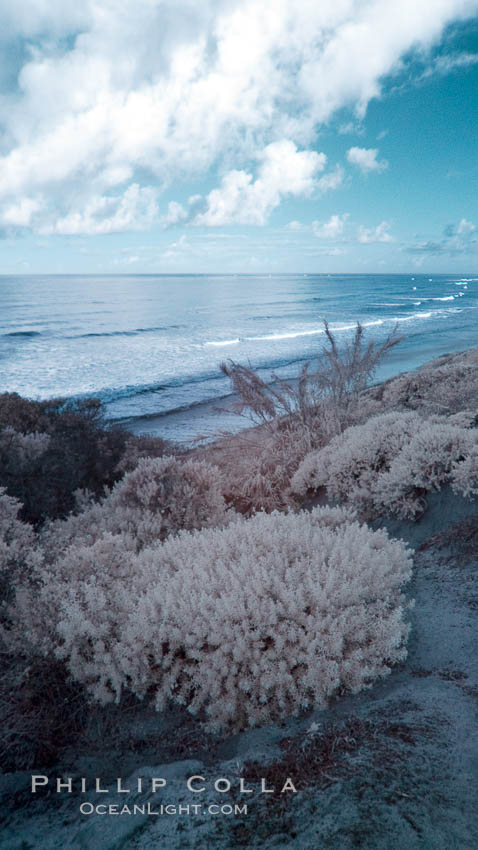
79 802 248 816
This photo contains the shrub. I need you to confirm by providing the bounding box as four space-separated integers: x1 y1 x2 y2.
374 420 478 518
217 323 400 513
0 492 88 771
0 653 87 771
29 507 412 732
0 427 52 527
0 489 41 622
221 321 401 435
450 447 478 498
42 455 230 557
0 427 51 461
115 433 171 475
293 412 478 520
0 488 37 575
214 421 315 514
0 393 128 525
375 355 478 417
291 412 421 512
18 534 144 699
215 391 384 516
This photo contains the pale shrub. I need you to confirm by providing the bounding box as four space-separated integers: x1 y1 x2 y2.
293 412 478 520
291 412 421 514
378 358 478 417
0 489 43 650
451 446 478 499
43 455 230 557
445 410 478 429
0 427 51 463
35 506 412 732
0 489 41 586
0 489 34 570
26 534 144 698
375 421 477 518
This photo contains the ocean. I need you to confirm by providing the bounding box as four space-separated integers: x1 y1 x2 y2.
1 272 477 443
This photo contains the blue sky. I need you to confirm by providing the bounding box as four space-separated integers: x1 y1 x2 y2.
0 0 477 274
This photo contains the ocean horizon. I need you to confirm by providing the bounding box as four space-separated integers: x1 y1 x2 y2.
1 272 477 442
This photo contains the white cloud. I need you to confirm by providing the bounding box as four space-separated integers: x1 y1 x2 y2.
358 221 395 243
316 165 345 194
457 217 476 235
418 51 478 80
194 140 326 226
39 184 158 235
0 0 476 233
408 218 477 254
338 122 364 135
286 220 302 231
2 197 42 227
313 213 350 239
0 1 91 40
161 200 188 227
311 246 348 256
161 234 190 262
346 147 388 174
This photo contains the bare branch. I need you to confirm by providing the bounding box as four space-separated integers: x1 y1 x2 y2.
220 321 403 439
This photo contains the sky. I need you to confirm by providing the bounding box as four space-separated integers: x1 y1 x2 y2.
0 0 477 274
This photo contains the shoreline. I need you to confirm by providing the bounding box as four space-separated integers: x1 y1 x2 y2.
119 340 478 449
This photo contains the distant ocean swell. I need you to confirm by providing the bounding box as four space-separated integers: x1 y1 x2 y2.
202 307 460 346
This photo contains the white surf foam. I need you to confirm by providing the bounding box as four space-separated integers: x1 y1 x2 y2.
205 338 240 347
